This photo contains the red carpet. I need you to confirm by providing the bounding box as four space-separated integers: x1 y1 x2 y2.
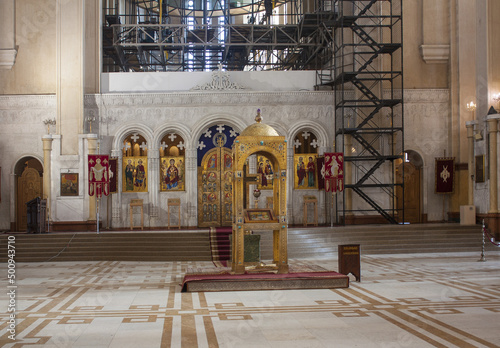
181 267 349 292
209 227 232 267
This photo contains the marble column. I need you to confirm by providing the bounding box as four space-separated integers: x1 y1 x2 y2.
465 121 476 205
56 0 84 155
487 116 499 213
42 135 53 221
87 134 98 221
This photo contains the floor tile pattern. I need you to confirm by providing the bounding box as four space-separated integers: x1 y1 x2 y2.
1 252 499 347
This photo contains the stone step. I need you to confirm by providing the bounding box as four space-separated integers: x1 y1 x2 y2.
1 223 496 262
0 232 212 262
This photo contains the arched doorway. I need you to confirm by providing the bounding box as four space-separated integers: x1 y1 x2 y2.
396 151 423 223
197 124 239 227
15 157 43 231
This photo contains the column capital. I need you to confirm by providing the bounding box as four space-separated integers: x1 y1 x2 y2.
111 149 121 158
466 121 477 138
486 115 499 133
42 135 54 151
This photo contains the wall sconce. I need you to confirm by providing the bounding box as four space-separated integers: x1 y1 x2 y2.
466 101 476 119
474 131 483 141
86 114 96 133
42 118 56 134
466 101 476 111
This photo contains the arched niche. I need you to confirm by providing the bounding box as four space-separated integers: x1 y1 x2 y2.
231 110 288 274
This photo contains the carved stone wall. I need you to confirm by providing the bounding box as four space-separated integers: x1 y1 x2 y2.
91 91 335 228
0 89 460 229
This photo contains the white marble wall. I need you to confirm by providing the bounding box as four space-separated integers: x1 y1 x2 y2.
404 89 451 221
87 91 335 228
1 89 472 229
0 96 55 230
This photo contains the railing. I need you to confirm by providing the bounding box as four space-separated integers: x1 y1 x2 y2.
112 23 321 48
104 22 333 71
479 219 500 262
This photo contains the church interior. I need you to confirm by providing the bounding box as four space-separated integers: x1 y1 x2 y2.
0 0 499 346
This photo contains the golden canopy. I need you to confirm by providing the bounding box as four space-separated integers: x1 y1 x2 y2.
239 109 279 137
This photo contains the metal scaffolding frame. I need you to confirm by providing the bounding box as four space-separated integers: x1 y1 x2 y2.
325 0 404 224
102 0 338 71
101 0 405 225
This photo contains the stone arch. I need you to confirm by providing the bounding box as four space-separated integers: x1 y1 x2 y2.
111 123 155 154
287 121 329 225
152 123 192 150
287 120 330 150
190 113 248 150
193 115 246 227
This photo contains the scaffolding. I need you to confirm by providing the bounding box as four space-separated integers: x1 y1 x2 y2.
102 0 404 224
102 0 337 71
326 0 404 224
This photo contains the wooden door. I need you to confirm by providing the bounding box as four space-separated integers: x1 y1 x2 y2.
396 162 421 223
198 147 233 227
16 167 43 231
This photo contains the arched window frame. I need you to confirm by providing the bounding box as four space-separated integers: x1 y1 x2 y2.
293 130 319 189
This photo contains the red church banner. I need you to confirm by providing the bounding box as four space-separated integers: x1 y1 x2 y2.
435 157 454 194
108 158 118 194
88 155 110 197
317 156 325 190
324 152 344 192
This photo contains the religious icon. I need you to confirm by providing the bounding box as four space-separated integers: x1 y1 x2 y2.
208 192 216 202
307 156 315 187
224 153 233 169
294 154 318 189
207 154 217 169
297 156 306 186
61 173 78 196
122 156 148 192
160 156 185 191
124 159 135 191
135 159 146 188
208 172 217 182
257 156 274 190
244 208 275 222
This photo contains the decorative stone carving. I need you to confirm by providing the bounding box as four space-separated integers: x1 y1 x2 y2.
191 65 245 91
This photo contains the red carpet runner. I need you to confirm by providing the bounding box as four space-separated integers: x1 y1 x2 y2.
209 227 232 267
181 267 350 292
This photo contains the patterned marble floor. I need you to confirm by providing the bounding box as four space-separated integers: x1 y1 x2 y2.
1 251 499 348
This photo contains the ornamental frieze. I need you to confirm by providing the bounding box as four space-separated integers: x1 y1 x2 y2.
90 91 335 107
